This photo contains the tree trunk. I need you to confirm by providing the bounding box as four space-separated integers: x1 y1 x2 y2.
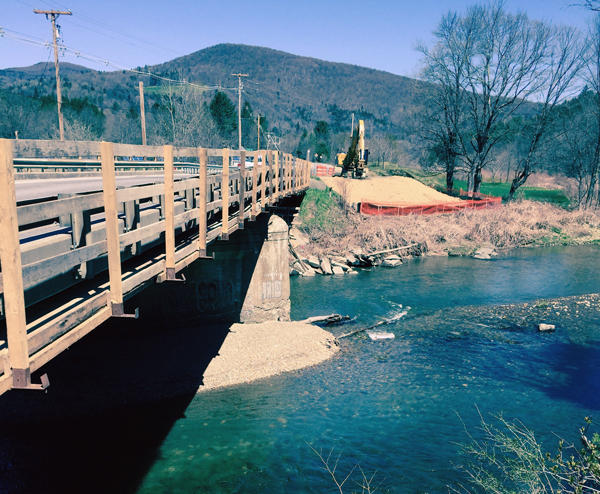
473 166 483 194
467 168 475 196
446 163 455 190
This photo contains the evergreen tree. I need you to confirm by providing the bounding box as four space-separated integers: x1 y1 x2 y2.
313 120 331 162
209 91 237 140
241 100 255 150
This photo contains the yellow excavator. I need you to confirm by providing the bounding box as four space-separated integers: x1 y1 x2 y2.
335 119 369 178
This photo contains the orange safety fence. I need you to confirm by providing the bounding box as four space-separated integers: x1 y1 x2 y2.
360 188 502 216
311 164 335 177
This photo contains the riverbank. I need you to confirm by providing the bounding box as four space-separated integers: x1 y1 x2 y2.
198 321 339 392
297 190 600 259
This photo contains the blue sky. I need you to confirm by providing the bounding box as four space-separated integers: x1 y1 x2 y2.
1 0 596 78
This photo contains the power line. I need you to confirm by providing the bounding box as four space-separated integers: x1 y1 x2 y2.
1 27 237 92
16 0 181 56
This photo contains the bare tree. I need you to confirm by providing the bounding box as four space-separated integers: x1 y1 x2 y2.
418 2 562 194
508 24 587 200
552 15 600 207
416 10 472 190
368 134 396 169
153 84 223 148
572 0 600 10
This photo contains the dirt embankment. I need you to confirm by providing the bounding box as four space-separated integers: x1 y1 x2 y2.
319 176 461 206
299 177 600 258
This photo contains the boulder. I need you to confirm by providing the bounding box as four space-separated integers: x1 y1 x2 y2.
332 266 345 275
472 246 497 260
301 267 316 277
306 256 321 269
331 261 350 271
381 258 403 268
320 257 333 275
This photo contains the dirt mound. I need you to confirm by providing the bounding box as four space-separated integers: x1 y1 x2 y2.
318 176 461 205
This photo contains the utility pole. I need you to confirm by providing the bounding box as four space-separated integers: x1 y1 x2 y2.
34 9 72 141
257 115 260 150
139 81 147 146
231 73 248 149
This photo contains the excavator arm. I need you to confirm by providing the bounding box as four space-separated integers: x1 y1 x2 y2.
337 120 369 178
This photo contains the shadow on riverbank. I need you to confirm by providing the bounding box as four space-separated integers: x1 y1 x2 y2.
0 316 231 494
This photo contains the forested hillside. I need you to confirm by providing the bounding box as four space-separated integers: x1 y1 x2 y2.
0 43 429 153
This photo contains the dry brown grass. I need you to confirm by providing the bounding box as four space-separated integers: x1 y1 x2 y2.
298 200 600 257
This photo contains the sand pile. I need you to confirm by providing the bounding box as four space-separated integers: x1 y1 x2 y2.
319 176 461 205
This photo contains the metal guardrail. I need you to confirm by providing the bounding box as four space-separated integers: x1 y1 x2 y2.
0 138 312 395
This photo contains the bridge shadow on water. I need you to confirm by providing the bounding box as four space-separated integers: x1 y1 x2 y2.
0 314 235 494
0 211 288 494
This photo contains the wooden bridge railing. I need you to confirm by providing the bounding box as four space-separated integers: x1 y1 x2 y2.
0 138 311 394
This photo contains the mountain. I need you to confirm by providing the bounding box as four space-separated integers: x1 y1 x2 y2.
148 43 429 134
0 44 429 139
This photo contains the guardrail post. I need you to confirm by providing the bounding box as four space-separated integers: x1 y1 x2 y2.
198 148 207 256
163 145 176 280
239 150 246 228
251 150 258 220
0 139 31 388
101 141 136 318
221 148 230 240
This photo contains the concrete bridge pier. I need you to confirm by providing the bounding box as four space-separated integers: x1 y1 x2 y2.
129 213 290 327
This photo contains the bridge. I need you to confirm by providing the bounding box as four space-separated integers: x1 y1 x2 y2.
0 138 312 396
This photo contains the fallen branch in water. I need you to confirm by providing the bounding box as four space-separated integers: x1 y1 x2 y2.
338 320 387 339
300 314 350 325
365 243 419 258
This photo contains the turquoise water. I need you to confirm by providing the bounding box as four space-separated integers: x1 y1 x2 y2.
137 245 600 493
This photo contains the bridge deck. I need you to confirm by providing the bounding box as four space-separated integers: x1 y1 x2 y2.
0 139 311 395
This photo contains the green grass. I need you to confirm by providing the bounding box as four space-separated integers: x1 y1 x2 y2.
298 189 349 233
448 180 571 206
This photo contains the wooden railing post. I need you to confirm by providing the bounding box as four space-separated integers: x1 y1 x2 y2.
279 151 284 198
0 139 32 388
239 149 246 227
273 151 279 202
221 148 230 240
251 150 258 220
259 150 266 212
163 145 176 280
292 156 297 194
101 141 134 318
268 150 274 206
198 147 207 256
288 154 292 194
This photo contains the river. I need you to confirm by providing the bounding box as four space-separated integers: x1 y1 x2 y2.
134 245 600 493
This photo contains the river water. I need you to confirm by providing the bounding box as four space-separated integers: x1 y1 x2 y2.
135 245 600 493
